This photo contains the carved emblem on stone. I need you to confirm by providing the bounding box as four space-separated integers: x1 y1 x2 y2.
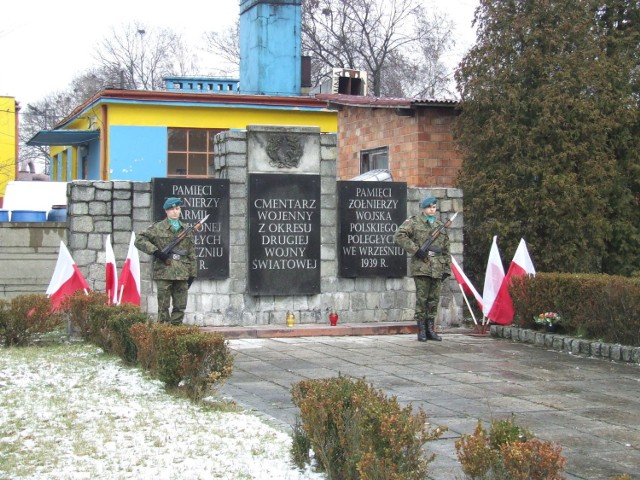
266 134 303 169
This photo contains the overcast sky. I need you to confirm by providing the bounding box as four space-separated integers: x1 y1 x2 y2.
0 0 478 106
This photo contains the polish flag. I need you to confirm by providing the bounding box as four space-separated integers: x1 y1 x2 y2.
105 234 118 304
118 232 141 305
46 241 90 311
482 236 505 319
450 255 483 310
488 238 536 325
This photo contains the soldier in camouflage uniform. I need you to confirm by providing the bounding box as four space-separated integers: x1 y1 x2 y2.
394 196 451 342
135 197 197 325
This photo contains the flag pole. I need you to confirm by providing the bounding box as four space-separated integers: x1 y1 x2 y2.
457 283 478 326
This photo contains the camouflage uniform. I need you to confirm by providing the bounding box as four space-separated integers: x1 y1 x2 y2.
394 214 451 340
135 218 197 324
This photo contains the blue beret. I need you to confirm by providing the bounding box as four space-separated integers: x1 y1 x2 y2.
420 196 437 208
163 197 183 210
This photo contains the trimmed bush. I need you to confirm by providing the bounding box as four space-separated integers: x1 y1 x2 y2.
91 303 150 363
510 273 640 346
130 323 234 400
291 376 445 480
177 332 234 400
59 291 109 340
0 294 63 347
455 417 565 480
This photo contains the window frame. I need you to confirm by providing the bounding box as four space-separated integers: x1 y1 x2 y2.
166 127 224 178
360 146 389 174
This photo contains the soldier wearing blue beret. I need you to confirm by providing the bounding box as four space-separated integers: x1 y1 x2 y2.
135 197 197 324
394 196 451 342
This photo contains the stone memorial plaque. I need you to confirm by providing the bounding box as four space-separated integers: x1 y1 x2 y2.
152 178 230 279
248 173 321 295
337 181 407 277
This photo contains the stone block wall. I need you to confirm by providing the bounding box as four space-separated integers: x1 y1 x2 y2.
64 129 465 328
0 222 66 299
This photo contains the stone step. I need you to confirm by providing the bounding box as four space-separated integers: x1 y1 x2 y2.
200 322 479 339
200 321 418 339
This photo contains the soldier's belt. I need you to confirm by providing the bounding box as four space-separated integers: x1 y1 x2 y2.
170 248 187 261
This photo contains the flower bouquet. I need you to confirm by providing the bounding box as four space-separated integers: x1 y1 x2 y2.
534 312 562 332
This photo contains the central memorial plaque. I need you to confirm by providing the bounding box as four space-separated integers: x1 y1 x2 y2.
248 173 321 295
152 178 230 279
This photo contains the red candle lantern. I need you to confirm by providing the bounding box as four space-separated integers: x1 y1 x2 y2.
329 310 339 326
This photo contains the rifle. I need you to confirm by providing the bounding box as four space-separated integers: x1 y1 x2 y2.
159 214 209 265
416 212 458 259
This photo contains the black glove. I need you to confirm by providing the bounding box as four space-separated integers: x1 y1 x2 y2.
153 250 171 262
442 272 451 281
415 250 427 260
187 276 195 288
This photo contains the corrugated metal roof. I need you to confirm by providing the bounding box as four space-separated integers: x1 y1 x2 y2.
314 93 459 109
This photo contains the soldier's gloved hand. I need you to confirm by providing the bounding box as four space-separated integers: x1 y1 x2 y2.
153 250 171 262
442 272 450 280
188 277 195 288
415 250 427 260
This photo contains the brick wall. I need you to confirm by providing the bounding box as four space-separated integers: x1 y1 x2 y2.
337 105 462 187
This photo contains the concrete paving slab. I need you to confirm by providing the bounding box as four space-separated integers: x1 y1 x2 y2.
215 333 640 479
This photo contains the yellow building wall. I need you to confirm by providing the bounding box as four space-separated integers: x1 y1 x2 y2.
64 102 337 131
0 96 17 203
58 98 337 181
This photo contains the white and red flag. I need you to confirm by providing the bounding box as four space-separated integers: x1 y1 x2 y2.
46 241 90 311
105 234 118 304
488 238 536 325
118 232 141 305
450 255 483 311
482 236 505 319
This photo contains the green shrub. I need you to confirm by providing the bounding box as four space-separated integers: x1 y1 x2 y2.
177 332 234 401
500 439 565 480
0 294 63 347
151 324 201 386
131 323 233 400
291 416 312 470
59 291 109 339
510 273 640 345
455 418 565 480
291 376 445 480
129 322 156 371
96 303 150 364
489 415 532 450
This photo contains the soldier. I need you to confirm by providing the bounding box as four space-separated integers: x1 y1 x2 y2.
135 197 196 325
394 196 451 342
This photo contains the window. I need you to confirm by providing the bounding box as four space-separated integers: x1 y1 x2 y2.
360 146 389 173
167 128 223 177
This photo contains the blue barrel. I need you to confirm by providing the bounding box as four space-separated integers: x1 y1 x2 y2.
11 210 47 222
47 205 68 222
0 210 8 222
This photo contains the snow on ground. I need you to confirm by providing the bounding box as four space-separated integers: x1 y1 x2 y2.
0 342 324 479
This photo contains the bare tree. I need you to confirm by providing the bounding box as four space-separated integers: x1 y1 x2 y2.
19 93 77 175
94 23 190 91
302 0 453 97
203 21 240 76
203 0 454 97
403 10 455 98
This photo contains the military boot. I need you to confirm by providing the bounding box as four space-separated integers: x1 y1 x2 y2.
417 320 427 342
426 319 442 341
